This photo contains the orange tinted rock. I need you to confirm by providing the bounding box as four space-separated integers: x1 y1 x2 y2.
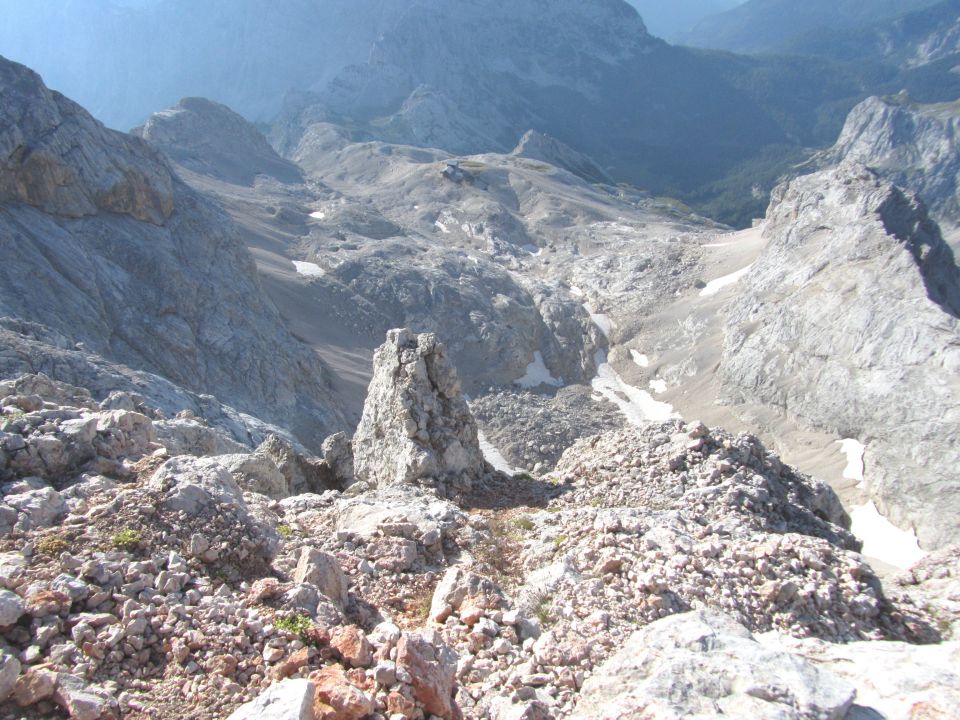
311 665 374 720
271 648 311 681
330 626 373 668
396 631 461 720
386 691 417 718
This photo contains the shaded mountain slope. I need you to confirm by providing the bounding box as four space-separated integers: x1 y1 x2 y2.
0 56 347 449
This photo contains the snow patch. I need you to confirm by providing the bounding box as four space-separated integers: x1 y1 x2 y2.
583 303 613 338
309 210 326 220
569 285 585 298
514 351 563 389
649 378 668 394
478 431 516 475
699 264 753 297
630 350 650 368
292 261 325 278
837 439 866 486
521 244 542 256
851 502 926 570
435 219 450 234
591 351 676 425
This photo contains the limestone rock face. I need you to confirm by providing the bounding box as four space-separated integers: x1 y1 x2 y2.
571 610 855 720
817 94 960 231
227 678 315 720
760 632 960 720
293 547 349 609
352 330 486 492
719 163 960 548
0 56 347 451
0 56 174 224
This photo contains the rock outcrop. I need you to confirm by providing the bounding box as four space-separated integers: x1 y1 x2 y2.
719 163 960 548
510 130 612 185
134 97 304 186
571 610 856 720
0 56 346 450
0 57 173 224
352 330 486 493
760 630 960 719
816 93 960 231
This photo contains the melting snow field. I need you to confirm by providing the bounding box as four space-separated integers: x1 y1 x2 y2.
630 350 650 368
478 431 516 475
591 351 676 425
837 439 866 486
699 264 753 297
851 502 927 570
514 351 563 389
292 261 325 277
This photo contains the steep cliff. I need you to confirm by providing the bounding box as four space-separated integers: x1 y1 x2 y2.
816 93 960 232
0 56 346 448
719 163 960 547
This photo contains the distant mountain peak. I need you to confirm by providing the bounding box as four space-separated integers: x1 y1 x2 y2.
511 130 613 185
135 96 303 185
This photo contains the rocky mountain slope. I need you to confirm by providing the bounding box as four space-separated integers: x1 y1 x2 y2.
814 93 960 234
773 0 960 68
718 162 960 548
1 331 956 720
136 92 734 433
0 33 959 717
135 50 960 561
679 0 943 55
133 98 304 186
626 0 743 39
7 1 960 226
0 56 347 450
137 101 613 419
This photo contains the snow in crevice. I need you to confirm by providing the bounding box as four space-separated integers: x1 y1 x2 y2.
478 430 517 475
292 261 325 277
837 439 866 487
514 351 563 389
699 264 753 297
591 351 677 425
837 438 926 569
583 302 613 339
851 502 926 570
